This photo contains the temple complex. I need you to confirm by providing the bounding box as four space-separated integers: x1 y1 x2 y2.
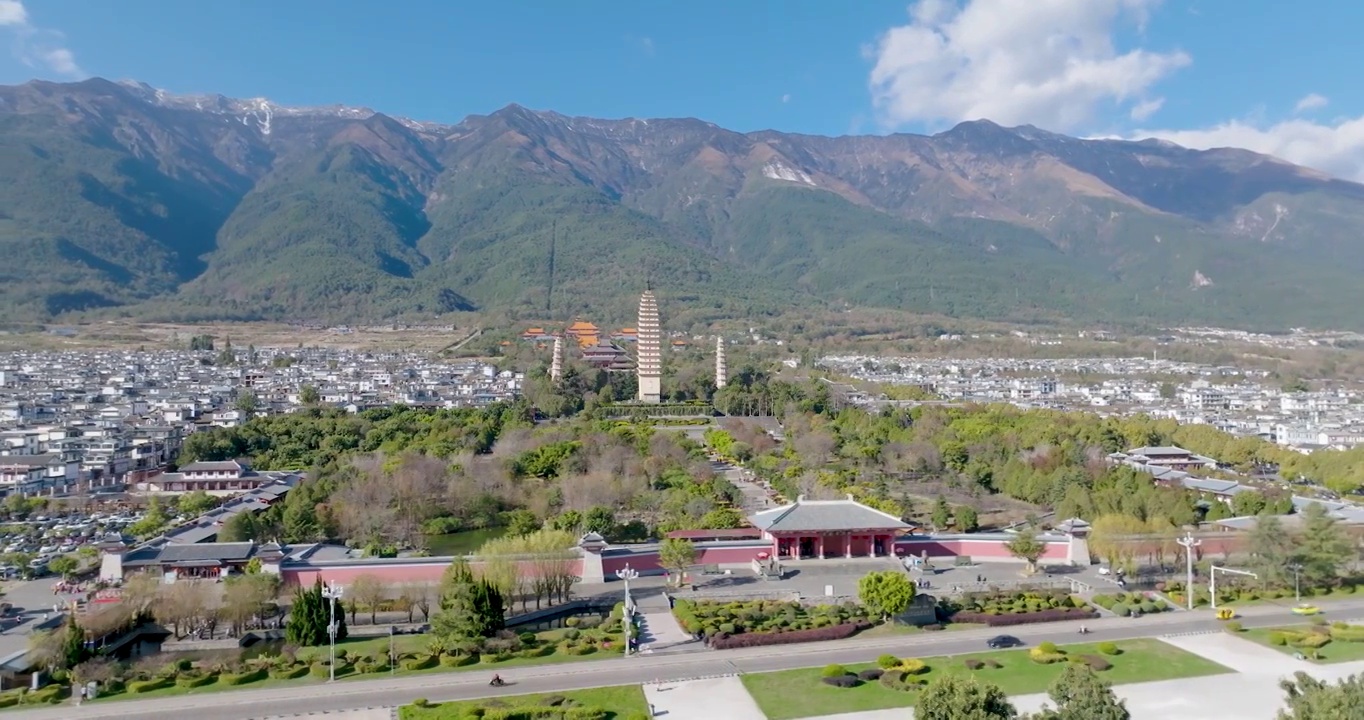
636 290 662 403
749 494 912 559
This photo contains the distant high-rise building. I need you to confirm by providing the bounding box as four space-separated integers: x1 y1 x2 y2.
715 337 727 389
550 335 564 382
636 290 662 403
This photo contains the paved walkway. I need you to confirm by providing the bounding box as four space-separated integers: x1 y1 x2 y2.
644 677 765 720
638 610 694 650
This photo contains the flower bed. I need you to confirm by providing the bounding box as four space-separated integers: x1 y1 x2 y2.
709 622 871 649
1092 591 1171 616
673 598 872 639
942 590 1097 627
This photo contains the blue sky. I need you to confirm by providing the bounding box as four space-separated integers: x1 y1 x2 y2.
3 0 1364 179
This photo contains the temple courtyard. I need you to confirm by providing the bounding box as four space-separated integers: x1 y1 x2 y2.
639 631 1361 720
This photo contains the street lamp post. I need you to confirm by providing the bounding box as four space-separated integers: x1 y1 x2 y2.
1176 532 1201 611
616 565 639 655
1289 563 1303 604
322 581 344 682
1209 566 1257 610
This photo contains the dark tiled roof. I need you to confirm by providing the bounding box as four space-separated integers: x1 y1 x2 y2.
155 542 256 563
179 460 244 473
750 496 910 533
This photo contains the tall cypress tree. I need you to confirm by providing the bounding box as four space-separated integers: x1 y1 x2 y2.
287 579 348 646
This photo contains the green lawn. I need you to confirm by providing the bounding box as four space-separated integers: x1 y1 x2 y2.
399 685 649 719
1240 626 1364 664
741 639 1230 720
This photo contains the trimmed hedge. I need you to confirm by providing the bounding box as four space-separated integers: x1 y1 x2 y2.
129 678 173 694
1029 648 1067 664
877 654 901 669
964 659 985 670
900 659 928 675
1097 642 1121 656
441 653 481 667
951 608 1098 627
175 672 216 688
222 669 267 686
821 675 861 688
822 664 848 678
708 622 870 649
402 655 440 671
858 668 885 681
476 708 610 720
269 665 310 680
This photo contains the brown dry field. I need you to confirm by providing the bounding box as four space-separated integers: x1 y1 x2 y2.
0 321 475 353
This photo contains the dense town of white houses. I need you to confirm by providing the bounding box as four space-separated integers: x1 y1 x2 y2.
0 348 522 497
822 355 1364 454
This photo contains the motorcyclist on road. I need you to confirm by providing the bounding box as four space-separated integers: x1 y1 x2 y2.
490 674 504 686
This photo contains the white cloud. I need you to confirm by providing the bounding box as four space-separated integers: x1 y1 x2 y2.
0 0 28 26
781 93 791 104
1293 93 1328 114
1130 98 1164 121
1135 117 1364 183
867 0 1189 132
0 0 83 77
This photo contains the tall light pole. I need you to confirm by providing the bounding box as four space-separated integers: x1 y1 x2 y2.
1176 532 1201 611
616 564 638 655
322 581 344 682
1289 563 1303 604
1209 566 1257 610
389 625 396 677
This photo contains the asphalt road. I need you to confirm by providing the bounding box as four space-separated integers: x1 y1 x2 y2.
33 597 1364 720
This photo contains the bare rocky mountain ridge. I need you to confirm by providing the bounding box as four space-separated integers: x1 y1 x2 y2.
2 77 1363 329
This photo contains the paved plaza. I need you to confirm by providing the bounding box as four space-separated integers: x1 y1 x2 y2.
645 677 766 720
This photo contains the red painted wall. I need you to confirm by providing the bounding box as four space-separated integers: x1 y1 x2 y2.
599 545 771 575
895 537 1070 560
283 558 587 588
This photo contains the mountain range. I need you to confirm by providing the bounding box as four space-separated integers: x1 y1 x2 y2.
3 77 1364 330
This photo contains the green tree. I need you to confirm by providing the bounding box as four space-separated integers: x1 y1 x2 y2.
584 506 615 535
286 579 347 646
219 512 261 542
235 389 260 418
857 570 916 622
430 560 504 650
62 615 87 670
917 674 1018 720
1295 502 1352 588
659 538 697 586
177 490 217 516
127 497 169 539
1277 671 1364 718
503 509 541 537
1248 514 1296 588
955 506 980 533
1031 664 1130 720
1005 531 1046 574
698 506 745 529
1232 491 1268 517
932 496 953 531
47 555 78 578
299 384 321 405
